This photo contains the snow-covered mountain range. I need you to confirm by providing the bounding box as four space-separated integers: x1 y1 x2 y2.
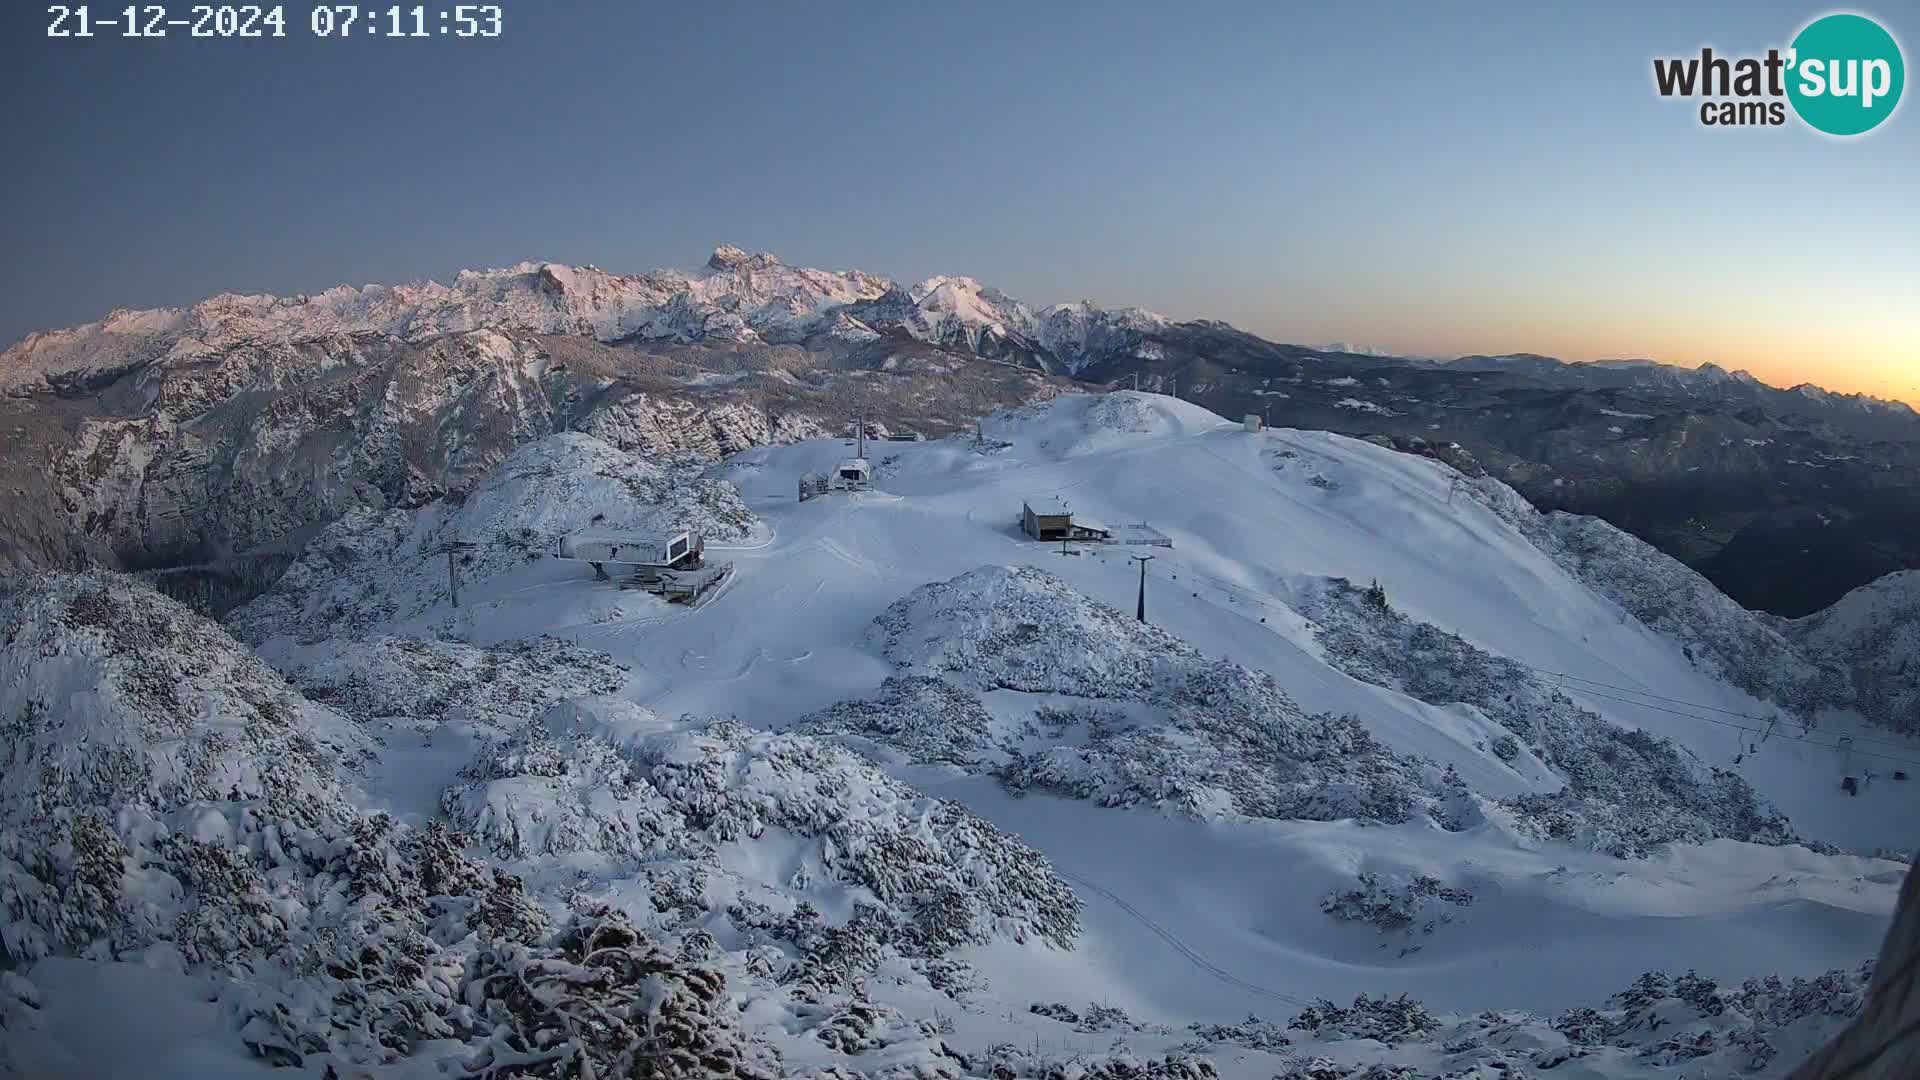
0 245 1162 396
6 246 1920 619
3 390 1913 1079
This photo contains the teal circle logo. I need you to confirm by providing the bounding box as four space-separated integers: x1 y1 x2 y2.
1786 13 1904 135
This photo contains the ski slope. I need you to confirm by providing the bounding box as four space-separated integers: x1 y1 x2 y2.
243 390 1914 1045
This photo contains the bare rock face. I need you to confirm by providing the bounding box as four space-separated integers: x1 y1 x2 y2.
577 392 828 459
40 330 584 570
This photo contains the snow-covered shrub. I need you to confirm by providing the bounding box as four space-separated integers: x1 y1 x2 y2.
792 675 995 764
445 697 1082 963
802 999 940 1054
10 796 569 1071
1025 1000 1152 1034
1302 576 1797 856
976 1045 1221 1079
458 905 780 1079
0 572 761 1075
219 814 554 1067
1322 872 1473 939
1570 962 1873 1073
914 955 987 1001
0 572 372 965
872 567 1437 824
1180 1015 1294 1052
1272 1062 1419 1080
1242 955 1878 1080
725 897 899 996
1488 734 1520 762
873 565 1199 700
1028 1001 1083 1024
1 572 368 826
994 708 1420 823
284 633 626 732
1287 994 1441 1045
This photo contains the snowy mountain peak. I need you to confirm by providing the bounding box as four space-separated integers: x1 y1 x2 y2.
705 242 776 272
908 274 999 307
903 275 1028 336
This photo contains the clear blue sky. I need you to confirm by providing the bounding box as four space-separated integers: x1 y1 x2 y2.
3 2 1914 396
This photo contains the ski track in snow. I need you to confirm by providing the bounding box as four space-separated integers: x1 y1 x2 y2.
1055 870 1314 1008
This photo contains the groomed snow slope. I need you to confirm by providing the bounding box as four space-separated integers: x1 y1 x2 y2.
37 390 1908 1079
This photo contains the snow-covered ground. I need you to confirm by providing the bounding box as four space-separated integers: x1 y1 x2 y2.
9 391 1915 1079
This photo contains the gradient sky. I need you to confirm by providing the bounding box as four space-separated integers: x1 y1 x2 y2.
2 2 1915 399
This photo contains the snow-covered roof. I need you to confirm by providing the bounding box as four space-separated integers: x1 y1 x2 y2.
563 528 689 546
837 457 870 473
1070 516 1111 535
1025 496 1071 516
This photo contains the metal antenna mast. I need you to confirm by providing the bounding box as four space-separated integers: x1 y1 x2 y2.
1131 554 1155 622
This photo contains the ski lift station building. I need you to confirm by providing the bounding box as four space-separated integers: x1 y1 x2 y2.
799 458 872 501
1022 497 1111 542
555 529 705 570
833 457 871 491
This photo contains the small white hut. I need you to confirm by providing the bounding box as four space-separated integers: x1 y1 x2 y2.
832 457 871 492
